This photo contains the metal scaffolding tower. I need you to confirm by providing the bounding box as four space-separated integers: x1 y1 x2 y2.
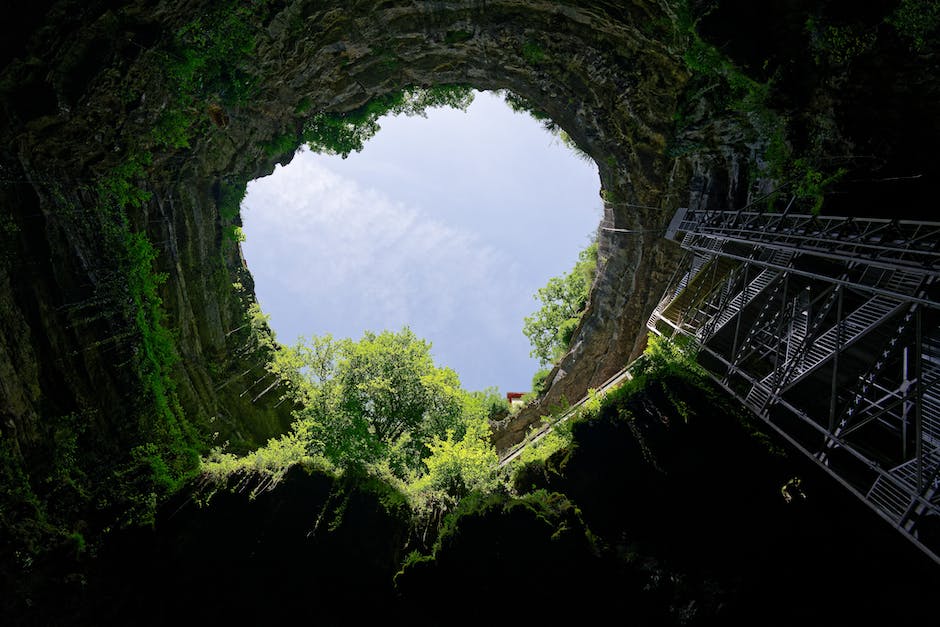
649 207 940 564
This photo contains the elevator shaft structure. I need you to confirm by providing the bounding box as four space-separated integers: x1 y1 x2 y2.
649 207 940 564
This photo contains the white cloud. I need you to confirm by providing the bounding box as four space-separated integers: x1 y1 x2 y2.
241 149 521 347
239 92 602 391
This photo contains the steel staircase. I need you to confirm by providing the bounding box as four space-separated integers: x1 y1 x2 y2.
698 249 793 342
756 290 906 398
649 207 940 563
867 448 940 524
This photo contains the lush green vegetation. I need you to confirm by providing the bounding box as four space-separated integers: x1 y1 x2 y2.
522 241 598 368
521 40 547 65
0 149 203 577
672 0 940 215
509 333 705 468
93 155 203 525
886 0 940 53
76 0 276 529
507 331 766 502
202 323 508 514
302 85 474 158
154 1 264 149
8 2 938 621
670 1 846 214
83 6 277 510
1 1 264 562
500 89 569 136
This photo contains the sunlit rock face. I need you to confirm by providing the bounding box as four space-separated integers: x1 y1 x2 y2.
0 0 754 462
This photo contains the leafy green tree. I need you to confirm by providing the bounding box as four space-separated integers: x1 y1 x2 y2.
304 85 474 157
531 368 552 395
523 242 598 367
462 387 510 422
205 321 504 515
413 414 499 501
284 328 467 472
336 328 462 443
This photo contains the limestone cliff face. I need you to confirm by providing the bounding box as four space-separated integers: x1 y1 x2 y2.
0 0 767 509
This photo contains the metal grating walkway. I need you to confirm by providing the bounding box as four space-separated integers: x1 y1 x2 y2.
649 207 940 564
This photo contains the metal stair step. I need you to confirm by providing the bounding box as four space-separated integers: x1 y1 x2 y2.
869 495 906 521
746 384 772 409
868 480 910 519
853 310 883 323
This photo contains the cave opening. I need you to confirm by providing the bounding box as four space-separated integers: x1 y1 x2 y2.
5 2 940 623
238 89 602 394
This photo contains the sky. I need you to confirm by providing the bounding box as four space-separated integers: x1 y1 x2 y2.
240 90 601 394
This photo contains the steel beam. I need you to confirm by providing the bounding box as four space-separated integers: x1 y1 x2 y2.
647 207 940 565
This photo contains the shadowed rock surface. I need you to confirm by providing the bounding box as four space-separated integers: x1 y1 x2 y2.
10 369 936 626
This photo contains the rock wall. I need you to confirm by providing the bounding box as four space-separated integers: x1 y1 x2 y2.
0 0 762 491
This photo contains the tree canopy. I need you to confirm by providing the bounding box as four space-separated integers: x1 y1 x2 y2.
205 325 508 508
303 85 475 157
282 328 463 470
523 241 598 367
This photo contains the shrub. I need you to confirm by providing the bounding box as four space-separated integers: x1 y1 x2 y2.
522 40 546 64
888 0 940 52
